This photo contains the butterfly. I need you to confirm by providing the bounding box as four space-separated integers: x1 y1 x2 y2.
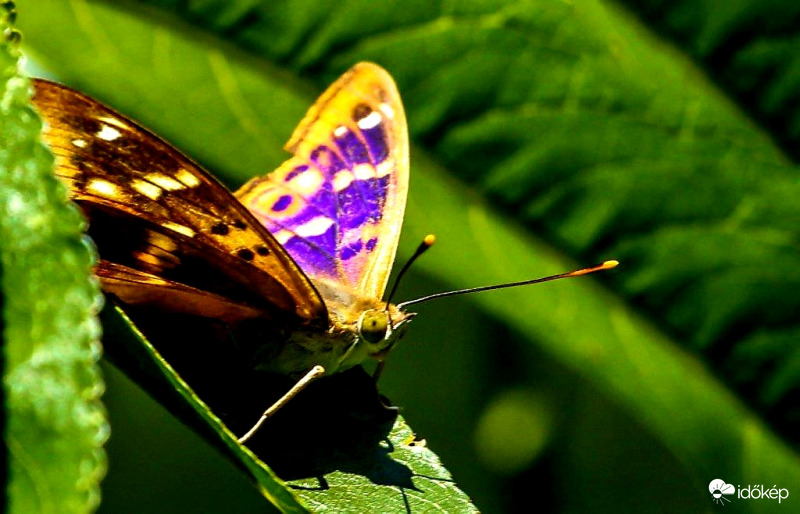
32 63 416 440
32 63 617 442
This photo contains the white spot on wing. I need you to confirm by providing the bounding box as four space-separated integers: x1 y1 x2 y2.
97 124 121 141
274 229 293 245
379 103 395 119
98 116 129 130
162 221 195 238
146 173 184 191
376 161 393 177
357 111 382 130
174 168 201 187
295 216 334 237
333 171 354 191
333 125 348 137
131 179 163 200
72 139 87 148
353 164 376 180
290 169 323 195
87 179 117 197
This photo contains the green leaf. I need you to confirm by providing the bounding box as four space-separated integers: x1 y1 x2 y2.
626 0 800 159
16 0 800 512
288 418 475 512
0 5 106 514
99 307 309 513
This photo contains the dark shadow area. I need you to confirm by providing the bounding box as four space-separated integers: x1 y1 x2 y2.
99 304 416 487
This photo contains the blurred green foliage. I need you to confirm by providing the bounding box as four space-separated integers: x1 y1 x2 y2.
10 0 800 512
0 4 106 513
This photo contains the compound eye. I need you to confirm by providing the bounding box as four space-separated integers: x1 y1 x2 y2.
360 310 389 344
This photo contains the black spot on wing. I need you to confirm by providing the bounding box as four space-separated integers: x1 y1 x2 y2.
211 222 230 235
352 103 372 121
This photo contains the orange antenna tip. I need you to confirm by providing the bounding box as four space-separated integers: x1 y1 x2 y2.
423 234 436 247
565 260 620 277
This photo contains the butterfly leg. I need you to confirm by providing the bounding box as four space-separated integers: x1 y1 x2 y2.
370 360 400 413
237 365 326 444
372 359 387 382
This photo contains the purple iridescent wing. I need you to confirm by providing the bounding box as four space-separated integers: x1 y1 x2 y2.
236 63 409 301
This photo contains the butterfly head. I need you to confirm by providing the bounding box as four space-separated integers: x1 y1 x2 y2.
330 300 414 372
357 305 415 357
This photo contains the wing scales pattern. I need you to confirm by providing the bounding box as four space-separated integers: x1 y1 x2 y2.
236 63 409 301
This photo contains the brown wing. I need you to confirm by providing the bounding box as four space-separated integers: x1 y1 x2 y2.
32 79 328 327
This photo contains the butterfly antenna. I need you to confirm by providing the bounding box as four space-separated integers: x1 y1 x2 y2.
397 260 619 309
385 234 436 311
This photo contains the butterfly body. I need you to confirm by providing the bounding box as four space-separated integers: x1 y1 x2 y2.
254 296 411 378
32 63 414 382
